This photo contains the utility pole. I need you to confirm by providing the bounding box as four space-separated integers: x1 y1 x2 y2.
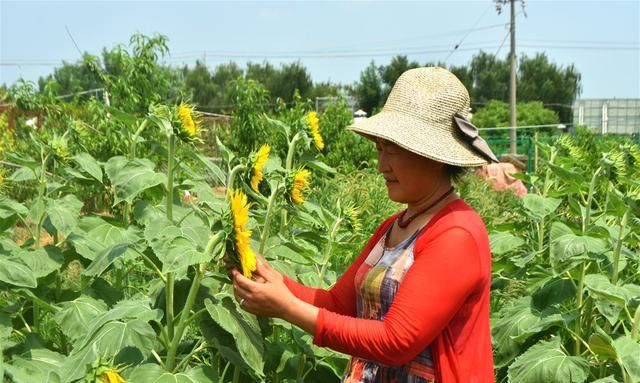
509 0 517 155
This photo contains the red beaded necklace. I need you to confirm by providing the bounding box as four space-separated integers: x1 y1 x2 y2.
397 187 455 228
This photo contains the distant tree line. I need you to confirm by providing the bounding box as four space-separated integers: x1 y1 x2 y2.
7 33 580 123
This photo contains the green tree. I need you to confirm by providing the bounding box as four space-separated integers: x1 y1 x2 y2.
182 61 216 109
355 61 383 116
472 100 560 137
85 33 177 113
517 53 581 123
379 55 421 101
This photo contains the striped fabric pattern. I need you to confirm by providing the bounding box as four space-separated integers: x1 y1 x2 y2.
342 226 436 383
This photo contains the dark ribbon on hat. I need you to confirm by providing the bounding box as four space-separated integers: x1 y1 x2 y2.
453 113 499 163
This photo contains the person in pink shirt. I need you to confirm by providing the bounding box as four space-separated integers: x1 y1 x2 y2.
232 67 498 383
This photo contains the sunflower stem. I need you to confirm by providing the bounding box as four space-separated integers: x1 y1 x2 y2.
165 132 177 362
226 164 245 201
282 132 303 230
611 207 629 285
259 184 281 255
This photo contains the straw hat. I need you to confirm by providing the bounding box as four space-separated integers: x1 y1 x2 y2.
349 67 498 167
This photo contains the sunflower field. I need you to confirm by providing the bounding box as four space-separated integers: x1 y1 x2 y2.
1 59 640 383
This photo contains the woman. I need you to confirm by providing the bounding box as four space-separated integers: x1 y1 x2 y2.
231 67 497 382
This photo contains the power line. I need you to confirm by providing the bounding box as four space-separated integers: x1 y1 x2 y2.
443 4 493 64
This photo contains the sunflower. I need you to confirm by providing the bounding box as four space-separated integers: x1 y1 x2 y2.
100 369 127 383
230 189 257 278
250 144 271 192
307 111 324 151
291 169 311 204
177 103 200 141
50 135 71 161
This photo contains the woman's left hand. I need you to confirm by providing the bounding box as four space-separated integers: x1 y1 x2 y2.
232 257 294 319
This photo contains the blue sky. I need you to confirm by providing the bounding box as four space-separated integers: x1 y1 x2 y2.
1 0 639 99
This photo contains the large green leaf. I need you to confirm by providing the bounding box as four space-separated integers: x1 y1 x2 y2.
105 156 166 205
45 194 84 237
0 311 12 344
62 319 157 382
75 298 162 348
522 194 562 220
4 349 64 383
53 296 108 343
589 377 620 383
68 216 143 262
0 256 37 288
144 217 210 276
12 246 63 279
584 274 628 306
62 299 161 381
72 152 103 182
508 337 589 383
204 295 264 377
8 167 37 182
490 232 525 256
83 243 130 277
612 335 640 382
126 364 218 383
189 151 226 185
492 297 565 367
550 222 607 267
0 197 28 232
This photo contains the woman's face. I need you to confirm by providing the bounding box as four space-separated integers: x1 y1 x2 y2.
375 139 447 204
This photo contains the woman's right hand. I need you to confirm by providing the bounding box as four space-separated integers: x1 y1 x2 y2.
223 254 272 283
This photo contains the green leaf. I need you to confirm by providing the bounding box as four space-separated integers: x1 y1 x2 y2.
204 295 264 377
0 311 12 343
105 156 166 205
68 216 143 261
612 335 640 382
588 325 617 361
83 243 130 277
0 256 37 287
589 376 620 383
507 337 589 383
522 194 562 220
127 364 218 383
144 217 210 276
490 232 525 256
72 152 103 182
305 159 336 175
266 243 314 265
492 297 564 367
584 274 628 306
45 195 84 237
12 247 63 279
53 296 108 343
62 319 157 382
0 197 29 218
532 277 576 310
550 222 607 267
4 349 64 383
189 151 226 185
8 167 37 182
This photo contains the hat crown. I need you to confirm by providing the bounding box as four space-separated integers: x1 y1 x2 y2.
383 67 470 128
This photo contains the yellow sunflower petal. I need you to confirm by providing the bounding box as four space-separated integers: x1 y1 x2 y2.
250 144 271 192
307 111 324 151
230 189 256 277
178 103 199 139
100 369 127 383
291 169 311 204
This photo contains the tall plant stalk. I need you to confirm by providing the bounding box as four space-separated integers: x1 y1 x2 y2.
165 231 224 371
165 134 176 344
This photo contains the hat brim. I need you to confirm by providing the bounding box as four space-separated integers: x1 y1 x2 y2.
348 110 489 167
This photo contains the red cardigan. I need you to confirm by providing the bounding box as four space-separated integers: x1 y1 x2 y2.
284 199 495 382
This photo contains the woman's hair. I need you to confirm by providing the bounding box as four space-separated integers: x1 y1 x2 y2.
445 164 469 183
